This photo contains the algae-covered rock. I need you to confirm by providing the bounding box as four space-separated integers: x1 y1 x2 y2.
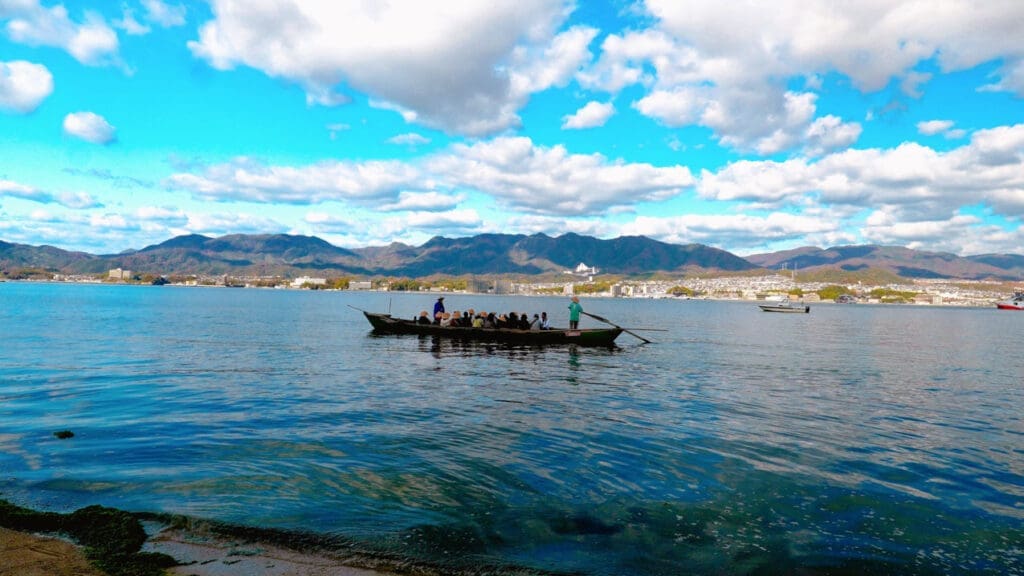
87 550 178 576
1 500 178 576
65 505 148 555
0 498 63 532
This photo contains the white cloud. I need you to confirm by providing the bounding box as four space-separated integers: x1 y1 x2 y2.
385 209 481 231
114 7 150 36
580 1 1024 154
3 2 119 65
696 124 1024 251
387 133 430 147
142 0 185 27
0 179 36 196
181 211 287 237
0 60 53 113
804 115 862 157
188 0 583 136
63 111 116 144
378 191 461 212
0 178 101 208
918 120 954 135
168 137 694 216
509 25 598 95
562 100 614 129
620 212 836 251
165 157 425 204
860 210 1024 255
431 136 694 215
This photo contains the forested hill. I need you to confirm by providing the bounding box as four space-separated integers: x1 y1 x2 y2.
3 234 1023 280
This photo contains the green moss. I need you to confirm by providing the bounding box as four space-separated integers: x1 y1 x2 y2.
0 499 177 576
65 505 148 555
85 551 178 576
0 499 63 532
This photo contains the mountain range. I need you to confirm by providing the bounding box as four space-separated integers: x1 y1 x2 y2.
2 233 1023 281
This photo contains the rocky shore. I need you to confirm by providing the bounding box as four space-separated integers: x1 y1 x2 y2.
0 499 392 576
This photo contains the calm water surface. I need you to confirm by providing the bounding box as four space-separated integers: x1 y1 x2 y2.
1 283 1022 574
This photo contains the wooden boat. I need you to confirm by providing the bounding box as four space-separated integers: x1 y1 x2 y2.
362 311 622 347
758 299 810 313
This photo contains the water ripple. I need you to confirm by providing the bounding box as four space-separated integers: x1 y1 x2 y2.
2 285 1022 574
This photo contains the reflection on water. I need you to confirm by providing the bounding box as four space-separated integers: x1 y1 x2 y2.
1 284 1023 574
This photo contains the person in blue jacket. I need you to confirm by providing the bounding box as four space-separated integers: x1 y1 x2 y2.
432 297 445 323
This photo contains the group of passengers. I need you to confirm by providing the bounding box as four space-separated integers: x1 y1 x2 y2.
415 296 551 330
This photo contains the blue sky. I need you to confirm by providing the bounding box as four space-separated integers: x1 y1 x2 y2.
2 0 1023 257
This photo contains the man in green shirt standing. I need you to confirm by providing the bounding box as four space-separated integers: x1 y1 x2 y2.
568 295 582 329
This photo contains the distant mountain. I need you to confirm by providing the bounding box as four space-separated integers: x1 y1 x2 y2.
4 234 1023 280
0 240 96 272
745 245 1024 280
346 232 755 276
105 234 368 276
0 232 756 278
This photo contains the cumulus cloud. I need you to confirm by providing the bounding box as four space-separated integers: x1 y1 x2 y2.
581 1 1024 154
562 100 614 129
165 157 425 204
168 136 694 216
697 124 1024 248
860 209 1024 255
63 111 116 144
804 115 862 157
0 60 53 113
430 137 693 215
3 1 119 65
188 0 588 136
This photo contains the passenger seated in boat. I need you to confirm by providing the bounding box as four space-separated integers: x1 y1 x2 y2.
450 311 461 326
417 311 431 325
433 312 443 325
539 312 550 329
440 312 452 327
484 312 497 328
529 314 541 330
518 313 532 330
472 313 484 328
507 312 518 327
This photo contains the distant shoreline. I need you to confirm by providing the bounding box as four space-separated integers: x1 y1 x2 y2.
2 277 1014 308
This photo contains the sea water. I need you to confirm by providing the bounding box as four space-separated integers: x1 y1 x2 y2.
1 282 1022 574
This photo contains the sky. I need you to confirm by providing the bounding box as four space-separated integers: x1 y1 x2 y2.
1 0 1023 257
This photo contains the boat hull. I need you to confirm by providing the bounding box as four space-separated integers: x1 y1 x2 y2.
362 312 622 347
996 302 1024 310
759 304 810 313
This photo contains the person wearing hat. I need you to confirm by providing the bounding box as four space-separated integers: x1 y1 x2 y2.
433 296 445 321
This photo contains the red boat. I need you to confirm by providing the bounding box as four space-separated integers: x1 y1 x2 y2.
996 292 1024 310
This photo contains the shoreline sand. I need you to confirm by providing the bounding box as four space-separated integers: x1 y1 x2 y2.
0 524 392 576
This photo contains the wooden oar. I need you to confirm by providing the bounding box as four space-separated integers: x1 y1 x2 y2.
582 311 652 344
